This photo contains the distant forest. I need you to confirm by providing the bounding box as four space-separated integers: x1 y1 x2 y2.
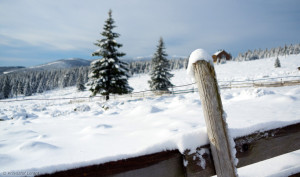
234 43 300 61
0 58 188 99
0 43 299 99
0 67 90 99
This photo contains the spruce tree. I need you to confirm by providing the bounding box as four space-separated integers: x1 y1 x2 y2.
89 9 132 100
274 57 281 68
2 76 11 99
148 37 173 91
61 72 70 88
77 73 86 91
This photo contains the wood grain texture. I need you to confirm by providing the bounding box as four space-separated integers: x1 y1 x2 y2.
235 122 300 167
193 60 237 177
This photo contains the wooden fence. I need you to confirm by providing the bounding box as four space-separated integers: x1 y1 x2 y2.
85 77 300 103
37 60 300 177
219 78 300 89
37 122 300 177
1 77 299 104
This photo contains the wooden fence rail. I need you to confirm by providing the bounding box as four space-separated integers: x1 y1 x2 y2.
37 122 300 177
1 79 299 104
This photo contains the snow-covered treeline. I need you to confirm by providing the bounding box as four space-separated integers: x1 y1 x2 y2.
0 67 89 99
1 43 299 100
0 58 188 99
128 58 188 74
234 43 300 61
129 44 300 73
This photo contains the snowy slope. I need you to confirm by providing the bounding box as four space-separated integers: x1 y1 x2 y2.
28 58 91 70
4 58 91 74
0 67 25 75
0 54 299 176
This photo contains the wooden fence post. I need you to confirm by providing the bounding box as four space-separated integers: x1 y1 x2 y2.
193 60 237 177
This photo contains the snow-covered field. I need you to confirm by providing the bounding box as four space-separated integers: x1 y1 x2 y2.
0 54 300 176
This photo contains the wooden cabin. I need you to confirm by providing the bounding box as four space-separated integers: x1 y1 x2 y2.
212 50 232 63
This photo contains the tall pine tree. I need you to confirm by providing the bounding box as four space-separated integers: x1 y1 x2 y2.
89 10 132 100
148 37 173 91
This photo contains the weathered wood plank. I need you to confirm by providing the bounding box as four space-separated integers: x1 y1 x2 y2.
235 122 300 167
193 60 237 177
38 150 185 177
183 122 300 176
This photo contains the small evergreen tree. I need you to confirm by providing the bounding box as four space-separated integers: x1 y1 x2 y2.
274 57 281 68
148 37 173 91
89 9 132 100
2 76 11 99
77 73 86 91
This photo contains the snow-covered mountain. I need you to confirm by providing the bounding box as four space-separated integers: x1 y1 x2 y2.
28 58 91 70
0 66 25 75
3 58 91 74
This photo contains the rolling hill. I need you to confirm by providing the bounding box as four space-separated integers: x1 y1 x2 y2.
1 58 91 74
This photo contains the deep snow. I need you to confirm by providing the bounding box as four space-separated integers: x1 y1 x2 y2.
0 54 300 176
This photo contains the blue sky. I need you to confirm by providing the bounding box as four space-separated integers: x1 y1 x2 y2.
0 0 299 67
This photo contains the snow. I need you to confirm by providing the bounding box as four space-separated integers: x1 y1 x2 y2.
187 49 213 78
183 159 188 167
27 58 91 70
196 148 206 169
1 54 300 176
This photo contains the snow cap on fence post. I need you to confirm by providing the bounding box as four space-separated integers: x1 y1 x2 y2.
187 49 213 79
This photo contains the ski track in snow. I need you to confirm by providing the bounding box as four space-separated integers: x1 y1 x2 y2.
0 54 300 176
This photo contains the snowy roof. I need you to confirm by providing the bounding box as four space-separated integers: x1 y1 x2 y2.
213 50 225 56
